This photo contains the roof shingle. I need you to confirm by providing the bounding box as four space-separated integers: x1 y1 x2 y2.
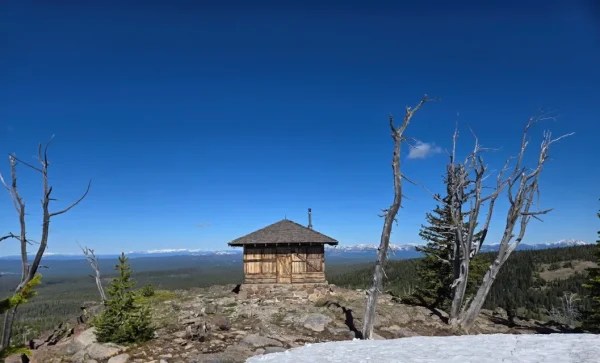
228 219 338 246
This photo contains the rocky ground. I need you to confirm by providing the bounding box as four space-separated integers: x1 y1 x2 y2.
19 283 564 363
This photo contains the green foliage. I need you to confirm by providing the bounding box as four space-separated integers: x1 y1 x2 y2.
0 274 42 315
94 253 154 344
412 190 454 309
330 245 598 322
0 275 41 359
582 210 600 332
467 255 488 297
0 345 31 360
139 284 155 297
411 166 484 311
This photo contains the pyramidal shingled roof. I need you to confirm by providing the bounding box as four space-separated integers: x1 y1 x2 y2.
228 219 338 246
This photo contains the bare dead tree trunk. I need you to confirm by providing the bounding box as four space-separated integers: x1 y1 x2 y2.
0 142 90 349
81 246 106 302
362 96 428 339
447 118 572 331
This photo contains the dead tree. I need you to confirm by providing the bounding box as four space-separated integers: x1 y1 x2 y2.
0 142 90 349
447 117 572 331
81 246 106 302
362 96 428 339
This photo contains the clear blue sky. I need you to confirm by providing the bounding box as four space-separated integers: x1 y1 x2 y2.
0 1 598 255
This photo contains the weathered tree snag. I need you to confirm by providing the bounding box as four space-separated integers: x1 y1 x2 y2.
81 246 106 302
447 117 572 331
0 142 90 349
362 96 428 339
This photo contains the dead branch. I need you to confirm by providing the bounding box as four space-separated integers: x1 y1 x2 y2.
1 140 90 349
362 95 429 339
80 245 106 302
446 116 572 331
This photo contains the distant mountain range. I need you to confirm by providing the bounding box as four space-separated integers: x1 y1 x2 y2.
326 239 591 253
0 239 591 261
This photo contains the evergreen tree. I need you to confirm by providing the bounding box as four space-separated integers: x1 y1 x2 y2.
412 166 456 309
413 195 454 308
583 209 600 332
94 253 154 343
412 165 484 310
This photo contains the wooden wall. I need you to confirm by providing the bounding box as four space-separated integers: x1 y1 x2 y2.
243 244 326 283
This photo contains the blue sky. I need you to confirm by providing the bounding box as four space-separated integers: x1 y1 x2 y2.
0 1 598 255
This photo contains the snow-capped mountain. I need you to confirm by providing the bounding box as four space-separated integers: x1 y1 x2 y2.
480 239 591 252
0 239 590 260
326 239 592 258
325 243 419 253
126 249 241 258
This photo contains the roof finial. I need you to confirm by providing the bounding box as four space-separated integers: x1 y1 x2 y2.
308 208 313 229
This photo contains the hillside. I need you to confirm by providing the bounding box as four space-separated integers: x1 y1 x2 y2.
329 245 599 322
29 283 570 363
1 244 596 345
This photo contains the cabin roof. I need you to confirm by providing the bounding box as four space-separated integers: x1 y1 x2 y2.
228 219 338 246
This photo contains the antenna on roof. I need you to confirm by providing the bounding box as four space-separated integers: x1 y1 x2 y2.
308 208 313 229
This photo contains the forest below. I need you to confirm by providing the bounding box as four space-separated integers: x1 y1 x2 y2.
0 245 596 344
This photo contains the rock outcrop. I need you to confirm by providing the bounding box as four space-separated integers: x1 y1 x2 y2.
25 283 558 362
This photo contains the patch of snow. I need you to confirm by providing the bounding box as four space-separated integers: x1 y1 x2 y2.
247 334 600 363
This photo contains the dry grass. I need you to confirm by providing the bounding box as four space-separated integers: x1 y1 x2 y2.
539 260 598 281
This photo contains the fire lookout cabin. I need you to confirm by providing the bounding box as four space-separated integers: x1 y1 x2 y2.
228 218 338 284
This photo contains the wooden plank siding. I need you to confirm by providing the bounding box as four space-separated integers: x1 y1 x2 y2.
242 244 326 283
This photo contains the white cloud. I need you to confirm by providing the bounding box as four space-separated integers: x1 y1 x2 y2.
407 141 443 159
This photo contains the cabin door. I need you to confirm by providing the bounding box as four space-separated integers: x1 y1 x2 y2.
276 254 292 283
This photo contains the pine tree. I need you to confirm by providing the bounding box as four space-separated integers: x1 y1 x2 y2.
412 166 456 309
583 209 600 332
94 253 154 343
412 165 484 311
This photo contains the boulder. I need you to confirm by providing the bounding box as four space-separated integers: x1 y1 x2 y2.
212 315 231 331
217 297 236 306
493 307 509 320
86 342 123 360
74 328 97 347
205 303 217 315
107 353 130 363
303 313 332 332
241 334 283 348
264 346 287 354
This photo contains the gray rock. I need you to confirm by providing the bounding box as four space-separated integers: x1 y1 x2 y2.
493 307 509 320
217 296 236 306
212 315 231 331
107 353 130 363
205 303 217 314
174 337 187 345
86 342 123 360
180 317 204 325
173 330 187 338
74 327 97 347
303 313 332 332
62 339 86 355
264 346 287 354
241 334 283 348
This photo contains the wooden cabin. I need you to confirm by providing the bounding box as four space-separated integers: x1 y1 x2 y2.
228 218 338 284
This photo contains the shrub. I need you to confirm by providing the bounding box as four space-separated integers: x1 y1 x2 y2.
94 253 154 343
140 284 155 297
